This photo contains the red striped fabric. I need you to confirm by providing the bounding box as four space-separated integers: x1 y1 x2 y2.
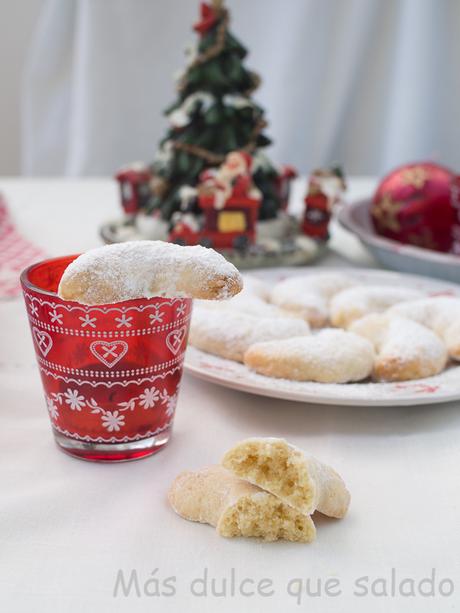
0 194 46 299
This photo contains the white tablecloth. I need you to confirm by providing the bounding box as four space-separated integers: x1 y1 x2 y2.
1 178 459 613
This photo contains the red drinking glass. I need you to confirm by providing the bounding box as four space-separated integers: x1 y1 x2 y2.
21 255 192 462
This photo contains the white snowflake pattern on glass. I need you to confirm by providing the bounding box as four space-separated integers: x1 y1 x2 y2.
165 393 177 418
176 302 187 317
46 397 59 420
149 310 163 324
115 314 133 328
49 309 63 324
43 384 175 431
29 302 39 317
139 387 160 409
64 388 86 411
101 411 125 432
79 314 97 328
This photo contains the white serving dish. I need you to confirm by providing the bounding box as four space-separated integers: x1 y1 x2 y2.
184 267 460 407
338 199 460 283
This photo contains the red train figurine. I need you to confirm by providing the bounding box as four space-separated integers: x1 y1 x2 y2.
114 151 301 255
170 151 262 250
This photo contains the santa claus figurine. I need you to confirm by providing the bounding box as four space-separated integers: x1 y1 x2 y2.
199 150 262 210
302 166 346 241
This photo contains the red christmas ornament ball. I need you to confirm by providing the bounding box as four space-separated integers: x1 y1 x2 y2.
371 162 459 253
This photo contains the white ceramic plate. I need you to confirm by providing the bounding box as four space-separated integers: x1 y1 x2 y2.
184 267 460 406
338 199 460 283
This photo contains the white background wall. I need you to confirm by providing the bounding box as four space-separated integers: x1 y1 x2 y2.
0 0 44 175
2 0 460 177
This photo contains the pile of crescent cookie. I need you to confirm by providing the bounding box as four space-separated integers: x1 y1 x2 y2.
168 437 350 543
190 273 460 383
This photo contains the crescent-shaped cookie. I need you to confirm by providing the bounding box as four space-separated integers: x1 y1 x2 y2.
196 274 292 318
243 329 374 383
269 273 357 327
388 296 460 360
240 274 271 300
58 241 243 305
350 313 448 381
195 291 289 319
329 285 423 328
189 308 310 362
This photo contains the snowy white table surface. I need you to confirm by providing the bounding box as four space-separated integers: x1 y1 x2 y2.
1 177 460 613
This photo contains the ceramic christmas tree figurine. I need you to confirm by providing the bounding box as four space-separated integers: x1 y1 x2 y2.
147 0 287 223
109 0 328 267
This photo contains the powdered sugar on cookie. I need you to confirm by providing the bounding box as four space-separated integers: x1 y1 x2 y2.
269 273 357 327
190 308 310 362
244 329 375 383
350 314 447 381
195 287 290 319
388 297 460 360
58 241 243 304
330 286 424 328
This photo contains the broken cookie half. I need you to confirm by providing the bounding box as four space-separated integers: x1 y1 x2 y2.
168 465 316 543
222 437 350 519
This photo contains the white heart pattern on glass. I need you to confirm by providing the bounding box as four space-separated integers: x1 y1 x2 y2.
90 340 128 368
32 327 53 357
166 326 187 356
